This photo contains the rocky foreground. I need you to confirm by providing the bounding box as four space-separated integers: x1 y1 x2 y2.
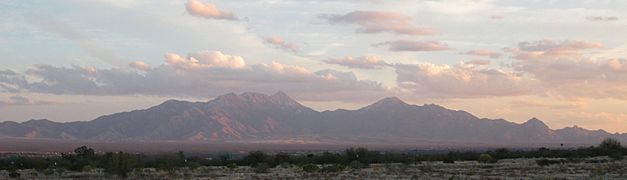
2 157 625 179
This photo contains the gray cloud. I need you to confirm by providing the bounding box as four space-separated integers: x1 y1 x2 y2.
0 95 57 107
586 16 619 22
0 51 386 102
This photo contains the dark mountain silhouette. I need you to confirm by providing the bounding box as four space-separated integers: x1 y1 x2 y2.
0 92 625 145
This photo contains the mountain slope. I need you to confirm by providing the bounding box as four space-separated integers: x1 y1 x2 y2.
0 92 625 145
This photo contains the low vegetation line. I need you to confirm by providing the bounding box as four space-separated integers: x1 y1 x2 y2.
0 138 625 178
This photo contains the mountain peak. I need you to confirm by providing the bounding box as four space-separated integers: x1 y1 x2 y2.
376 97 407 105
211 91 303 107
360 97 408 111
270 91 300 106
521 117 549 129
271 91 289 98
240 92 269 102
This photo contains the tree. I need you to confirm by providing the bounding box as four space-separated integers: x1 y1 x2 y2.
102 152 138 177
74 146 95 159
477 154 493 163
244 151 269 167
600 138 623 151
599 138 624 160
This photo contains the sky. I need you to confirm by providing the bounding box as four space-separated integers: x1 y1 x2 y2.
1 0 627 133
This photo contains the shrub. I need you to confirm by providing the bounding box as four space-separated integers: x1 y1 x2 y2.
610 152 624 161
254 163 270 173
226 163 238 169
302 164 319 173
348 160 364 169
8 170 20 178
536 159 564 166
478 154 493 163
320 164 344 173
600 138 622 151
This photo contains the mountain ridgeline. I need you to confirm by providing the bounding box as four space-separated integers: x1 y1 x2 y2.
0 92 624 146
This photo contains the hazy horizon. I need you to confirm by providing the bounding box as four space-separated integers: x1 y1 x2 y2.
2 0 627 133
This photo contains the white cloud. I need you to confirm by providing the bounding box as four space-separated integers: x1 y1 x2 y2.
165 51 246 70
395 63 531 98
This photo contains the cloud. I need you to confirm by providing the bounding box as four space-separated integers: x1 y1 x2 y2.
0 95 57 107
0 50 386 101
509 99 585 110
490 15 504 20
394 63 531 98
264 36 298 53
319 11 436 36
185 0 237 20
506 39 627 100
465 59 491 66
165 50 246 70
465 49 501 58
507 39 602 60
129 61 151 71
29 16 124 66
586 16 619 22
374 40 449 51
324 56 390 69
0 69 28 93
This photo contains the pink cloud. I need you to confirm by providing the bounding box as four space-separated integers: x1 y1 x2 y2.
374 40 449 51
395 63 531 98
465 49 502 58
320 11 436 36
165 51 246 70
129 61 151 71
509 39 602 60
185 0 237 20
465 59 491 66
264 36 298 53
325 56 390 69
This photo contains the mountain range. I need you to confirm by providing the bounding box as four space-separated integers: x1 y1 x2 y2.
1 92 625 146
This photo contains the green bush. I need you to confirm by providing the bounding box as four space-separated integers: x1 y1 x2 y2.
254 163 270 173
536 159 564 166
477 154 493 163
320 164 344 173
610 152 624 161
8 170 20 178
348 160 364 169
226 163 238 169
302 164 319 173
